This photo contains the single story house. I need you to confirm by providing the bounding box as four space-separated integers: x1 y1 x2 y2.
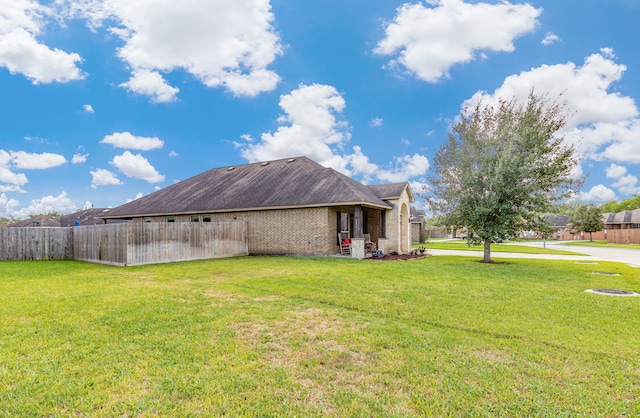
100 156 414 256
546 214 572 240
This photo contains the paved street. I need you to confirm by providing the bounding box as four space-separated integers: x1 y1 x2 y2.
427 240 640 268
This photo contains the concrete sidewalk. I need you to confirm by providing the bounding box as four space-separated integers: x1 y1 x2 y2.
427 241 640 268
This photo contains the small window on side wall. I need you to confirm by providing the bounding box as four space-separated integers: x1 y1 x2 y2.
191 215 200 222
167 216 175 223
203 215 212 222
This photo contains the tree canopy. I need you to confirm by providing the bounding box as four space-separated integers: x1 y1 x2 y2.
427 92 582 262
600 195 640 213
571 204 604 242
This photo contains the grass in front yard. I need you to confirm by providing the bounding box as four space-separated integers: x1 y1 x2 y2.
1 256 639 416
417 240 586 255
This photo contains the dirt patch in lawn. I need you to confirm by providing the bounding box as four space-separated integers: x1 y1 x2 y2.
231 308 384 414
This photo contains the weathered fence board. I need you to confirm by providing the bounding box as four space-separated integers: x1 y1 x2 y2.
1 222 247 265
73 224 129 265
608 229 640 245
0 227 73 261
74 222 248 266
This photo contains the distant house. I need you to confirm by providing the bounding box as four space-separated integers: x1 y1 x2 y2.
546 214 572 240
3 208 120 228
604 209 640 244
543 213 608 241
100 157 414 256
604 209 640 230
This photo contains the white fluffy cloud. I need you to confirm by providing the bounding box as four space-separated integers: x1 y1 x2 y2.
72 153 88 164
605 163 627 179
0 150 65 189
71 0 282 100
584 119 640 164
377 154 431 183
100 132 164 150
110 151 165 183
578 185 617 203
9 151 66 169
374 0 540 82
119 69 180 103
0 150 28 186
13 191 77 218
0 193 21 217
466 49 637 128
239 83 430 183
541 32 560 46
83 104 94 113
369 117 384 127
606 163 640 196
0 0 84 83
0 185 25 193
0 168 27 187
241 83 349 166
90 168 122 188
349 146 430 183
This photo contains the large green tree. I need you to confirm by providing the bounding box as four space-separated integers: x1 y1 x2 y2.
571 204 604 242
428 92 582 262
600 195 640 213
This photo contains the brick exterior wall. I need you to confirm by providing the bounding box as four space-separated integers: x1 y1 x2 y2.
364 209 382 242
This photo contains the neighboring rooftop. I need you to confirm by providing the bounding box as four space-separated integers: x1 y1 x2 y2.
410 207 426 223
547 214 570 227
604 208 640 225
3 208 118 227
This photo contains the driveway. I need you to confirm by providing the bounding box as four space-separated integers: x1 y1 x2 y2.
427 240 640 268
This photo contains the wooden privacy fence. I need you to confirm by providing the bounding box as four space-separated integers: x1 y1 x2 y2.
73 222 248 266
0 222 247 265
608 229 640 245
0 227 73 261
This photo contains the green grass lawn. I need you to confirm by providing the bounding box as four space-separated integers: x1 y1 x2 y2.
2 256 640 416
417 240 587 255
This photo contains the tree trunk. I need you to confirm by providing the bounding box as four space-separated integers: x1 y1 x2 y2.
483 238 492 262
589 231 593 242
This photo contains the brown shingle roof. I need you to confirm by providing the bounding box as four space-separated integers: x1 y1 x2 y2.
369 183 414 201
607 208 640 225
547 214 570 227
102 157 395 219
60 208 120 226
3 216 61 227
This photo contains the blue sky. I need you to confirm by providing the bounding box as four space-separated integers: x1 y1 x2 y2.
1 0 639 218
